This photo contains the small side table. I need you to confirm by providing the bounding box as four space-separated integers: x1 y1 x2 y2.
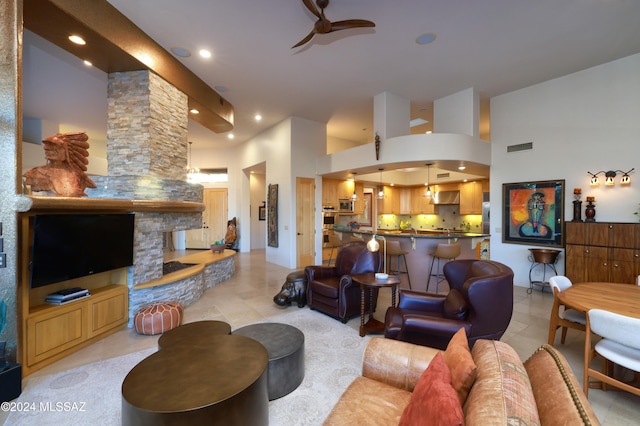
527 249 560 294
351 273 400 337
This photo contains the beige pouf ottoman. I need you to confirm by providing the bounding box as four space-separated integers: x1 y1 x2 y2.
134 302 183 335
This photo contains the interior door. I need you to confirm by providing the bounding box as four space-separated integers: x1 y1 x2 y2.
186 188 228 249
296 178 315 268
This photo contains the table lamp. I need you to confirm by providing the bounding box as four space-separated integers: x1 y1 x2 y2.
366 235 388 280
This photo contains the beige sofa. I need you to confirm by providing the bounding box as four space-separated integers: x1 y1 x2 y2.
324 337 600 425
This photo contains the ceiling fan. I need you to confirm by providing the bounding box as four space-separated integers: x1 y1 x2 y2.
292 0 375 48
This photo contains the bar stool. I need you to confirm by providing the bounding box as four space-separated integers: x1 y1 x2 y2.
386 240 412 289
427 242 461 294
327 234 343 266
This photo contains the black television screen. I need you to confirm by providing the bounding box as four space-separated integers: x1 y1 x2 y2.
30 213 135 288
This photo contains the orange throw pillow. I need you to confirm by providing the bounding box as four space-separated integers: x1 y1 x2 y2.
398 352 464 426
443 327 478 406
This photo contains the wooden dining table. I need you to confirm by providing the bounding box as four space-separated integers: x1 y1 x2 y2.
557 282 640 318
548 281 640 346
551 281 640 343
549 282 640 393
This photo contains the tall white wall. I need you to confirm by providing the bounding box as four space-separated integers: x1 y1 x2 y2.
291 117 326 266
250 172 266 249
490 53 640 287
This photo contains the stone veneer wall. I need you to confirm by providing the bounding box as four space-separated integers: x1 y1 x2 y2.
87 69 227 322
106 70 188 180
127 258 235 327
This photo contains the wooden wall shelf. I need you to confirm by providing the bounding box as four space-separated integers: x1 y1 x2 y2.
25 196 205 213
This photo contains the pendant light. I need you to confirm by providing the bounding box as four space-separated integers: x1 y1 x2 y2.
351 172 358 200
424 162 433 197
376 168 385 199
186 141 200 176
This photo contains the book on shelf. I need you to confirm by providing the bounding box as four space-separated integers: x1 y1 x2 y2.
45 287 91 303
45 293 90 305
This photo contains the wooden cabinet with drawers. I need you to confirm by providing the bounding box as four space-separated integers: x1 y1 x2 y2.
565 222 640 284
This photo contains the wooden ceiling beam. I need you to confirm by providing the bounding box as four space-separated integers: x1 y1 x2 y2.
23 0 233 134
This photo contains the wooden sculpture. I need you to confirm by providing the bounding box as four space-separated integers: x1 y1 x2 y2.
23 131 97 197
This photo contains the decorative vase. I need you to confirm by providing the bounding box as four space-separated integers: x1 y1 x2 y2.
585 201 596 222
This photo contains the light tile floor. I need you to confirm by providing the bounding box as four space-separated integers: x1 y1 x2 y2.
9 250 640 425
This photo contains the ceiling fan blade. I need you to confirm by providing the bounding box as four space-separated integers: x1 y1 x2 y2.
292 29 317 48
301 0 321 18
330 19 376 32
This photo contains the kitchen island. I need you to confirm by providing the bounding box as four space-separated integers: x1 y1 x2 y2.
332 229 490 292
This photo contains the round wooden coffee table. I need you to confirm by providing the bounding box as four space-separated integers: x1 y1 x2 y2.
157 320 231 349
122 335 268 425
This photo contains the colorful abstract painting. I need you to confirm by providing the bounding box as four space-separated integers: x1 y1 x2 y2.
502 180 564 247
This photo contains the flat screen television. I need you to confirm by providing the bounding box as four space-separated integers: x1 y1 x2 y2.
30 213 135 289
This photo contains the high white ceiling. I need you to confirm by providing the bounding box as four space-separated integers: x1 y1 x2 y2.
22 0 640 152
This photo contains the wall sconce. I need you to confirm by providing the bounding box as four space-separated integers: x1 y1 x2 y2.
587 168 634 186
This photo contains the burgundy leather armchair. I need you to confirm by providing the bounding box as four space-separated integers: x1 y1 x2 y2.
384 259 514 349
305 241 381 323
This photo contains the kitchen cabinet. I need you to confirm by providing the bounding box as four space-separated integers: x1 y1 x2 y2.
322 179 339 207
337 180 355 200
459 181 484 215
564 222 639 284
399 188 412 214
353 182 364 214
410 186 436 214
322 178 362 210
377 185 400 214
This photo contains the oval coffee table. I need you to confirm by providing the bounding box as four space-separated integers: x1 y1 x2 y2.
157 320 231 349
122 335 268 425
233 322 305 400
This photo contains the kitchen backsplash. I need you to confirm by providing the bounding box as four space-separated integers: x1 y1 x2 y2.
376 205 483 232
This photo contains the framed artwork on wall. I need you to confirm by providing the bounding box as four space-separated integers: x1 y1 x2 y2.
258 205 266 221
360 192 372 227
502 179 564 247
267 184 278 247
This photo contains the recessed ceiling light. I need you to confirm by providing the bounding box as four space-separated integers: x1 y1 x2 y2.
255 114 262 121
83 60 92 66
68 35 86 45
458 165 466 170
199 49 212 58
214 85 228 93
416 33 436 45
426 130 433 134
171 46 191 57
227 133 235 139
190 109 200 114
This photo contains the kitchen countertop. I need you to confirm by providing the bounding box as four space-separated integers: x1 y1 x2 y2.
335 228 489 239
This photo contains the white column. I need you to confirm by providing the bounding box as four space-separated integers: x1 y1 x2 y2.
433 87 479 137
373 92 410 141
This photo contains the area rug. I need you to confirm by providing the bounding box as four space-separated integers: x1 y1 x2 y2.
6 309 372 425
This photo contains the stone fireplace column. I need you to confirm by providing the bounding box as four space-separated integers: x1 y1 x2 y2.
88 70 203 303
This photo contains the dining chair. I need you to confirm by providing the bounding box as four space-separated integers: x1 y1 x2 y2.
548 276 586 345
584 309 640 397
